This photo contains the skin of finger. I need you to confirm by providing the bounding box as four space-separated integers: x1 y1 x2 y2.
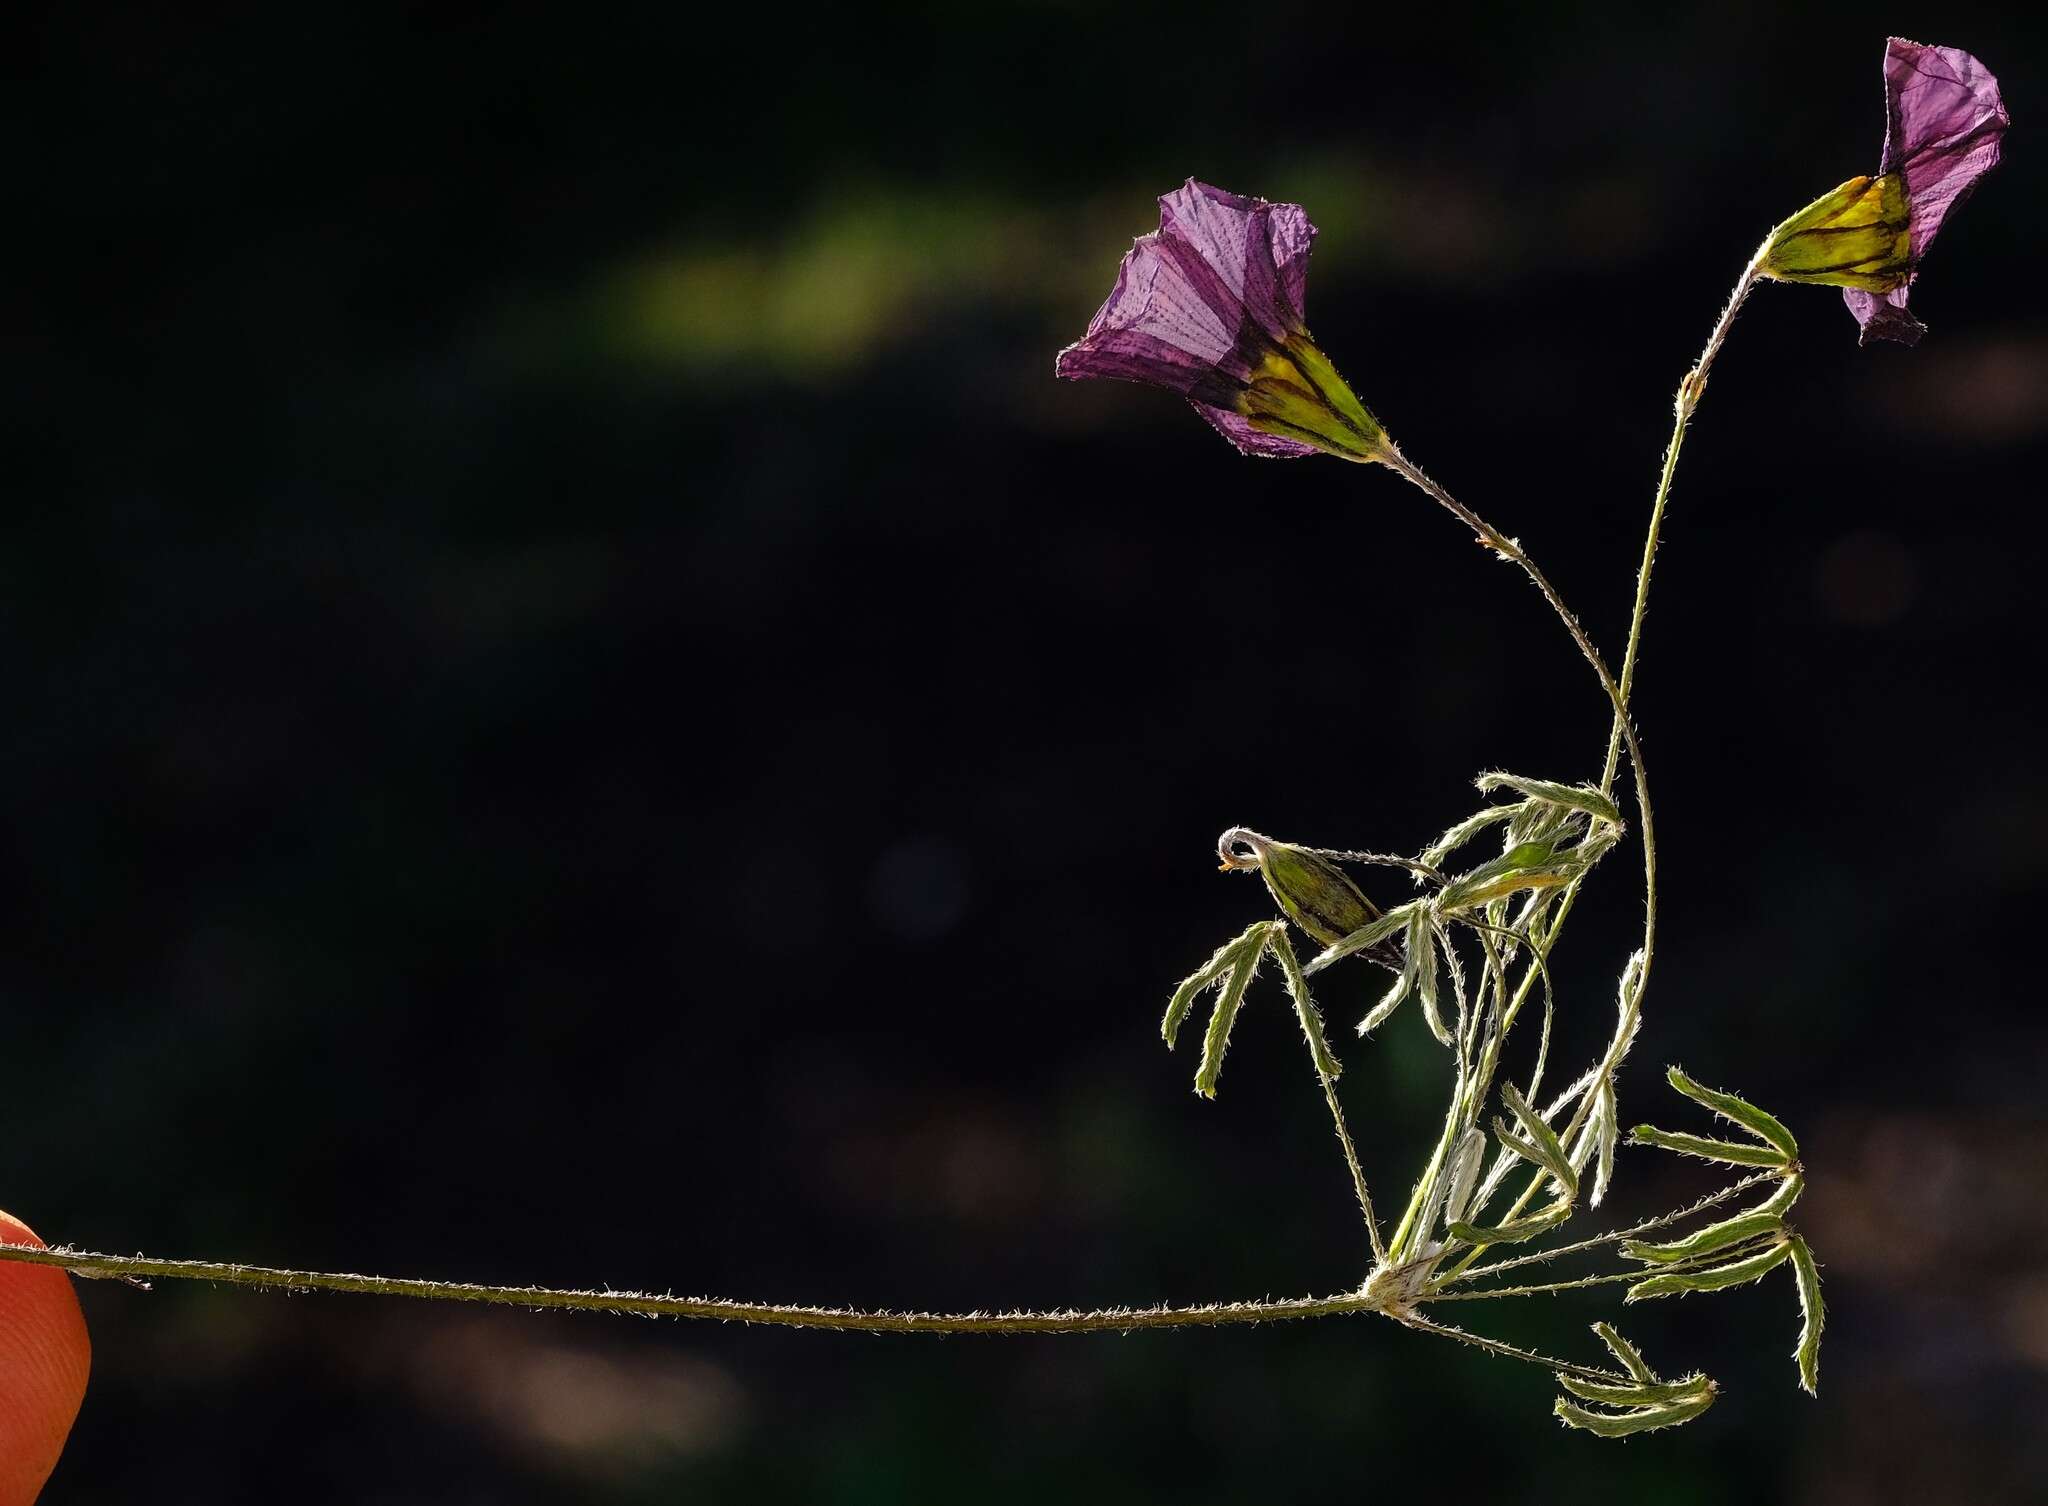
0 1211 90 1506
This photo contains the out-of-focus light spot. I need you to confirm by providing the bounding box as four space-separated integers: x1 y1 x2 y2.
820 1101 1047 1226
866 836 969 943
397 1316 748 1468
1875 335 2048 445
1815 528 1919 626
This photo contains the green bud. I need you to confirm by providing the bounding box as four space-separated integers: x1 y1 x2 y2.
1218 829 1382 948
1759 174 1911 293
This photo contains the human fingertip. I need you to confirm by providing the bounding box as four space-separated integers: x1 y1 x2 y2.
0 1210 91 1506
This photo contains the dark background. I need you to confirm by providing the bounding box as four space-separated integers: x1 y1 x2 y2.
9 3 2045 1501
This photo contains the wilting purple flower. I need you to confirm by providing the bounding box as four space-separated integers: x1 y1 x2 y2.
1842 39 2008 345
1056 180 1386 461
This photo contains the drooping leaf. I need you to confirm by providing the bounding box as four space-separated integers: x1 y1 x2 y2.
1789 1234 1825 1396
1194 933 1266 1100
1267 924 1341 1082
1410 908 1452 1047
1163 929 1258 1048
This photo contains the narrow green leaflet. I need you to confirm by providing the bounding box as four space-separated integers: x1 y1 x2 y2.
1496 1081 1577 1200
1421 804 1520 869
1626 1240 1790 1302
1450 1199 1571 1247
1267 924 1342 1083
1304 902 1415 975
1553 1388 1715 1437
1623 1175 1803 1264
1442 1126 1486 1231
1665 1066 1800 1161
1474 771 1624 828
1437 841 1577 913
1559 1374 1715 1407
1628 1125 1789 1168
1592 1323 1656 1385
1589 1077 1618 1207
1409 907 1452 1047
1161 929 1255 1049
1194 934 1266 1099
1789 1235 1825 1396
1349 908 1427 1033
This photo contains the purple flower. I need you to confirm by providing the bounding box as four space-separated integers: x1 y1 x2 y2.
1844 39 2008 346
1056 180 1387 461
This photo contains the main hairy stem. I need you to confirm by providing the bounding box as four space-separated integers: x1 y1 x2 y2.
0 1242 1371 1332
1434 248 1768 1279
0 1240 1620 1381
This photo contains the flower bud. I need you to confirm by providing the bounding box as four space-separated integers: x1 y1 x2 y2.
1217 828 1381 947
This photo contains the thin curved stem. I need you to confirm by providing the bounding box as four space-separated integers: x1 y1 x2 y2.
1597 244 1767 791
1269 926 1387 1264
1302 1009 1387 1267
1432 251 1768 1280
1379 448 1655 983
1390 1312 1621 1384
1374 451 1656 1262
1319 1068 1387 1267
0 1242 1382 1335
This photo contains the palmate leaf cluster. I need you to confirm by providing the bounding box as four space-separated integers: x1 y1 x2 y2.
1162 774 1825 1434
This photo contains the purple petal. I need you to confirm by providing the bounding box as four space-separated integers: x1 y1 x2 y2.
1057 180 1322 392
1842 288 1926 347
1846 39 2007 346
1157 180 1317 340
1191 401 1318 459
1056 232 1242 394
1879 38 2008 259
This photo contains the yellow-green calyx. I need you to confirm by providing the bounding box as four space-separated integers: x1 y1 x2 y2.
1759 174 1912 292
1237 333 1389 462
1218 828 1381 946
